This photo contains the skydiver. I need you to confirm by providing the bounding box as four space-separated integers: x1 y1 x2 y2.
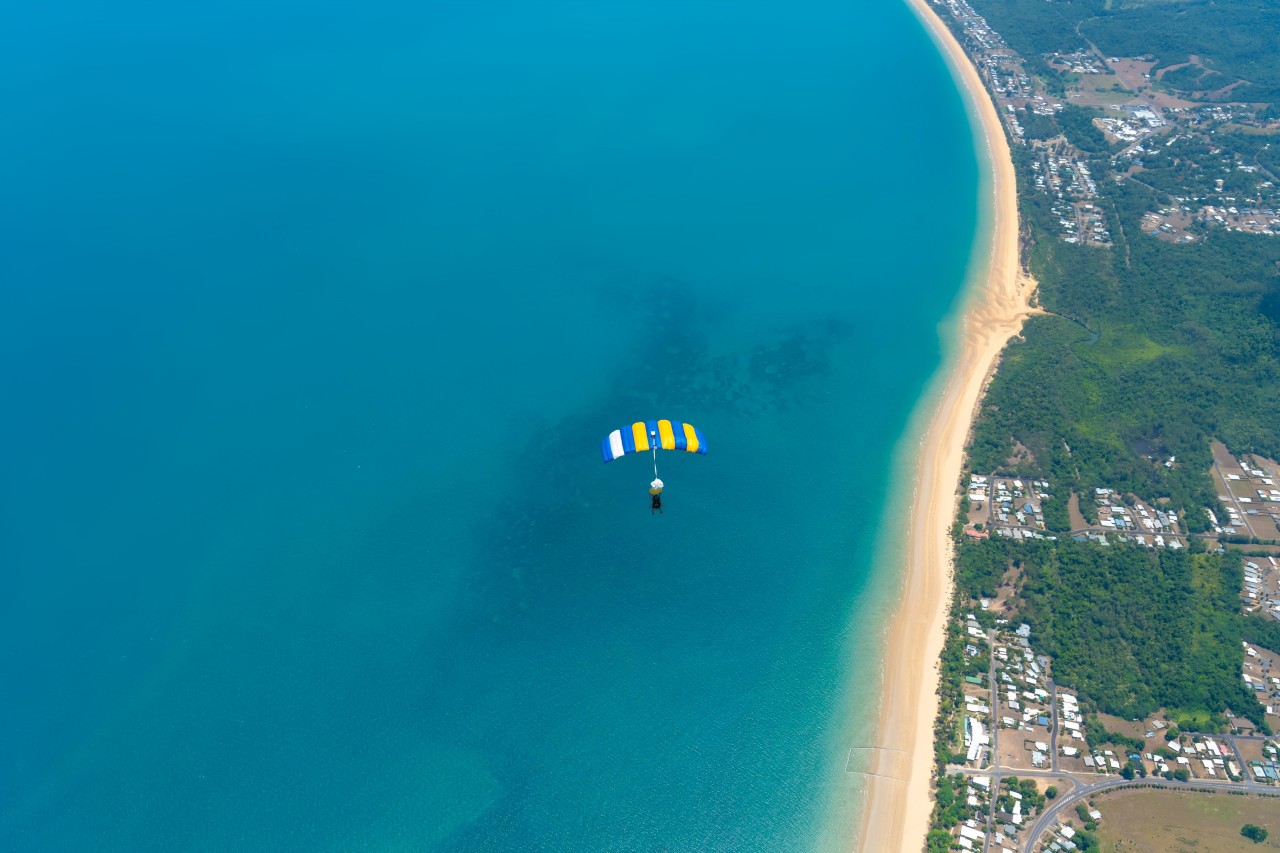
649 478 663 514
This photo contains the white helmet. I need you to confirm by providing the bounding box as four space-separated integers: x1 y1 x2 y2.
651 478 664 490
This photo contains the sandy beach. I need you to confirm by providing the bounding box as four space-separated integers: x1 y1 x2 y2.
853 1 1038 850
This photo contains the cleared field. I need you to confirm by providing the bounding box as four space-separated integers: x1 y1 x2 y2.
1097 712 1145 740
1095 788 1280 853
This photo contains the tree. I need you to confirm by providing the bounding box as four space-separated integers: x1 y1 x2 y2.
1173 767 1190 782
1241 824 1268 843
1046 786 1058 799
1121 763 1136 780
926 828 953 852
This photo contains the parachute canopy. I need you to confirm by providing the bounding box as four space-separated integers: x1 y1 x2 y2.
601 419 706 463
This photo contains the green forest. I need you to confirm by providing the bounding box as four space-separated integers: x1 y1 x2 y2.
969 150 1280 529
957 139 1280 726
968 0 1280 107
1081 1 1280 105
932 1 1280 843
955 538 1268 730
1243 612 1280 653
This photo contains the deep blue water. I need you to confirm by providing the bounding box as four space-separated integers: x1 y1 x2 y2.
0 2 978 850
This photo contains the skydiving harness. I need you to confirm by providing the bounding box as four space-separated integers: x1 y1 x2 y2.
649 430 663 514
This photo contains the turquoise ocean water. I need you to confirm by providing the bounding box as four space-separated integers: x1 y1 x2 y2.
0 2 978 850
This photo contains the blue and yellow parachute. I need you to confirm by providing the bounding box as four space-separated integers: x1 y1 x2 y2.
600 419 707 462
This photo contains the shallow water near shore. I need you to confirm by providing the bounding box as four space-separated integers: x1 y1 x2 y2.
0 2 977 849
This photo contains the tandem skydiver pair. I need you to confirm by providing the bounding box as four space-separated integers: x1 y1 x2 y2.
600 419 706 514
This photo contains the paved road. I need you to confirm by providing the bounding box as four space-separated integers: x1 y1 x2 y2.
1020 776 1129 850
947 764 1280 852
1048 681 1059 773
1212 458 1259 538
1224 735 1250 776
982 641 999 853
1020 775 1280 852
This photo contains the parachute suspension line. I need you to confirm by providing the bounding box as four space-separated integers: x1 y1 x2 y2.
651 433 659 479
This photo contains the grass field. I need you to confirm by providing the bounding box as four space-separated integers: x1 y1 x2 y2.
1096 789 1280 852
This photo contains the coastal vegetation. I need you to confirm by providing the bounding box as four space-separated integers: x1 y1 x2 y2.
953 0 1280 737
933 615 990 770
924 0 1280 846
972 173 1280 533
929 773 982 834
955 538 1268 730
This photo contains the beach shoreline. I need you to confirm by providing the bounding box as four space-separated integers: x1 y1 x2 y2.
852 1 1037 850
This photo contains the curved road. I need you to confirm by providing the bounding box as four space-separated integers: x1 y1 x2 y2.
1020 776 1280 852
948 764 1280 852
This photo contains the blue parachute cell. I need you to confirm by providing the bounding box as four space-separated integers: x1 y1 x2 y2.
600 419 706 462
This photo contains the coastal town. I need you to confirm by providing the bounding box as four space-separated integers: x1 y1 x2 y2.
934 0 1280 246
932 604 1280 852
15 0 1280 852
926 430 1280 851
944 457 1280 825
917 5 1280 847
931 453 1280 849
963 474 1190 550
963 443 1280 604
